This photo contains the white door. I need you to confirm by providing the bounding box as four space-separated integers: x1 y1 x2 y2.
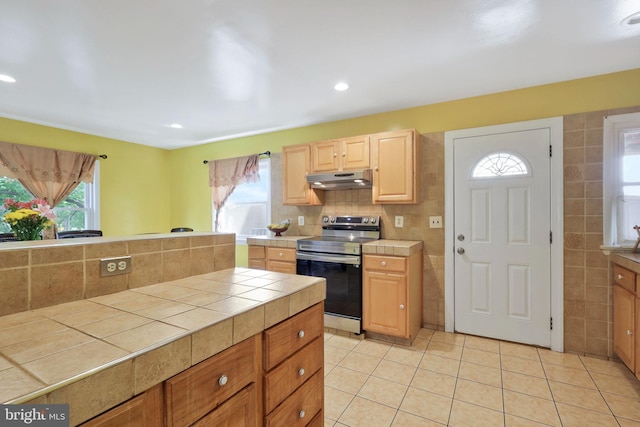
453 128 551 347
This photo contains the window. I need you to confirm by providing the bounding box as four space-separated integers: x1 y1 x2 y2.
604 112 640 247
0 162 100 233
472 152 530 178
213 157 271 243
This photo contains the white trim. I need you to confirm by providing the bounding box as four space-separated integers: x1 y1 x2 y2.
444 117 564 352
603 112 640 248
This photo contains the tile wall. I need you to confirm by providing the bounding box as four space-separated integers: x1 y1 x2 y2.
0 234 236 317
270 105 640 359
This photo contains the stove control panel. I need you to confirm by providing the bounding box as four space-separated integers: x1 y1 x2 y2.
321 215 380 228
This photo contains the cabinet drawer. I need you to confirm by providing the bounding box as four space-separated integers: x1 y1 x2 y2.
264 370 323 427
267 260 296 274
264 303 323 371
264 337 323 413
614 265 636 293
249 259 266 270
267 247 297 262
165 336 258 427
249 245 265 259
364 255 406 273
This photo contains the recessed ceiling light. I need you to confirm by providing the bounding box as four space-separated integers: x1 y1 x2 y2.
169 123 183 129
0 74 16 83
622 11 640 25
334 82 349 91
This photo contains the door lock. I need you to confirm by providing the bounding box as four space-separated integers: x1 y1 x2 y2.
457 234 465 241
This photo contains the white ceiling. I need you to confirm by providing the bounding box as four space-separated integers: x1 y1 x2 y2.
1 1 639 150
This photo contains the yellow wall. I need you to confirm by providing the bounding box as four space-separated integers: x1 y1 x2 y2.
1 68 639 241
0 119 171 236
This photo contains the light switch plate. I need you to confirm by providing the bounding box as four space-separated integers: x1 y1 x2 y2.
298 216 304 226
395 216 404 228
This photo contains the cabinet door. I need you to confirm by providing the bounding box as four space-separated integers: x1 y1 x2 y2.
192 384 256 427
341 135 370 170
311 140 339 172
283 145 323 206
363 270 407 337
371 129 417 204
614 285 635 370
248 246 266 270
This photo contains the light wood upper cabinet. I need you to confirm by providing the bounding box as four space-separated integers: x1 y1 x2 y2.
311 135 370 172
282 144 324 206
371 129 418 204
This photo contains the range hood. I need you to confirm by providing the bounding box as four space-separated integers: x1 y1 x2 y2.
306 169 372 190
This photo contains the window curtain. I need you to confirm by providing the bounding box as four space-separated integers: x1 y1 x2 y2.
0 141 97 207
208 154 260 231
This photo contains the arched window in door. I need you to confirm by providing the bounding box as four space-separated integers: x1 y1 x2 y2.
472 152 530 178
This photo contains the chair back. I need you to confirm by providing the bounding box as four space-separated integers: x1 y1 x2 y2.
57 230 103 239
0 232 18 242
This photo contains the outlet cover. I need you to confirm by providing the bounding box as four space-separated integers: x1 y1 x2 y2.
395 216 404 228
100 256 132 277
429 216 443 228
298 216 304 226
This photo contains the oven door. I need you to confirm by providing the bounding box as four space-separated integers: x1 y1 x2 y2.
296 252 362 321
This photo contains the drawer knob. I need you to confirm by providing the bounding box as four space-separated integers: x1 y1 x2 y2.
618 274 624 280
381 261 386 266
400 304 405 310
627 330 633 336
218 375 228 386
299 410 306 419
298 367 305 377
298 329 305 339
279 252 283 257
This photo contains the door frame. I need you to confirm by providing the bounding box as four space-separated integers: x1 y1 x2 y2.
444 117 564 352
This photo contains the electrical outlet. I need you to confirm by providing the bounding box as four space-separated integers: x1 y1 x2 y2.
100 256 132 277
395 216 404 228
429 216 443 228
298 216 304 226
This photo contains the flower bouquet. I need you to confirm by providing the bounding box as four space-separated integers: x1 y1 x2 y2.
2 198 56 241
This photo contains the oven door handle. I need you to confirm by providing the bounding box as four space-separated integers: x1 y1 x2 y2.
296 252 361 266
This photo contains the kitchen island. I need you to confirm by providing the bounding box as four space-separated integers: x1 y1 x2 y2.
0 233 326 426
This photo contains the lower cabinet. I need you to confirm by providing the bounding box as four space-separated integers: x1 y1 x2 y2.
248 245 297 274
263 302 324 426
613 263 640 376
363 251 423 341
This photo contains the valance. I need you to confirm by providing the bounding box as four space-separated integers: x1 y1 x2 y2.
0 141 97 184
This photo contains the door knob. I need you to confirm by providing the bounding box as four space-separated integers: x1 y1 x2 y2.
457 247 465 255
457 234 465 241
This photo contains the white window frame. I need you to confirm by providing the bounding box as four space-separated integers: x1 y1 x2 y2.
0 161 100 231
603 112 640 248
212 157 271 244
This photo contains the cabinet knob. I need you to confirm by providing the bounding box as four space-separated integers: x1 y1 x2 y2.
381 261 386 266
627 330 633 336
298 329 305 339
333 152 337 157
299 410 306 419
298 367 305 377
400 304 405 310
618 274 624 280
218 375 228 386
279 252 283 257
342 152 346 157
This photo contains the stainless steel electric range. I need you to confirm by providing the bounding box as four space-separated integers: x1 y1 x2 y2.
296 215 380 334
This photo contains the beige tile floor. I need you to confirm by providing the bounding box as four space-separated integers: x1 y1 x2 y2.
323 328 640 427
